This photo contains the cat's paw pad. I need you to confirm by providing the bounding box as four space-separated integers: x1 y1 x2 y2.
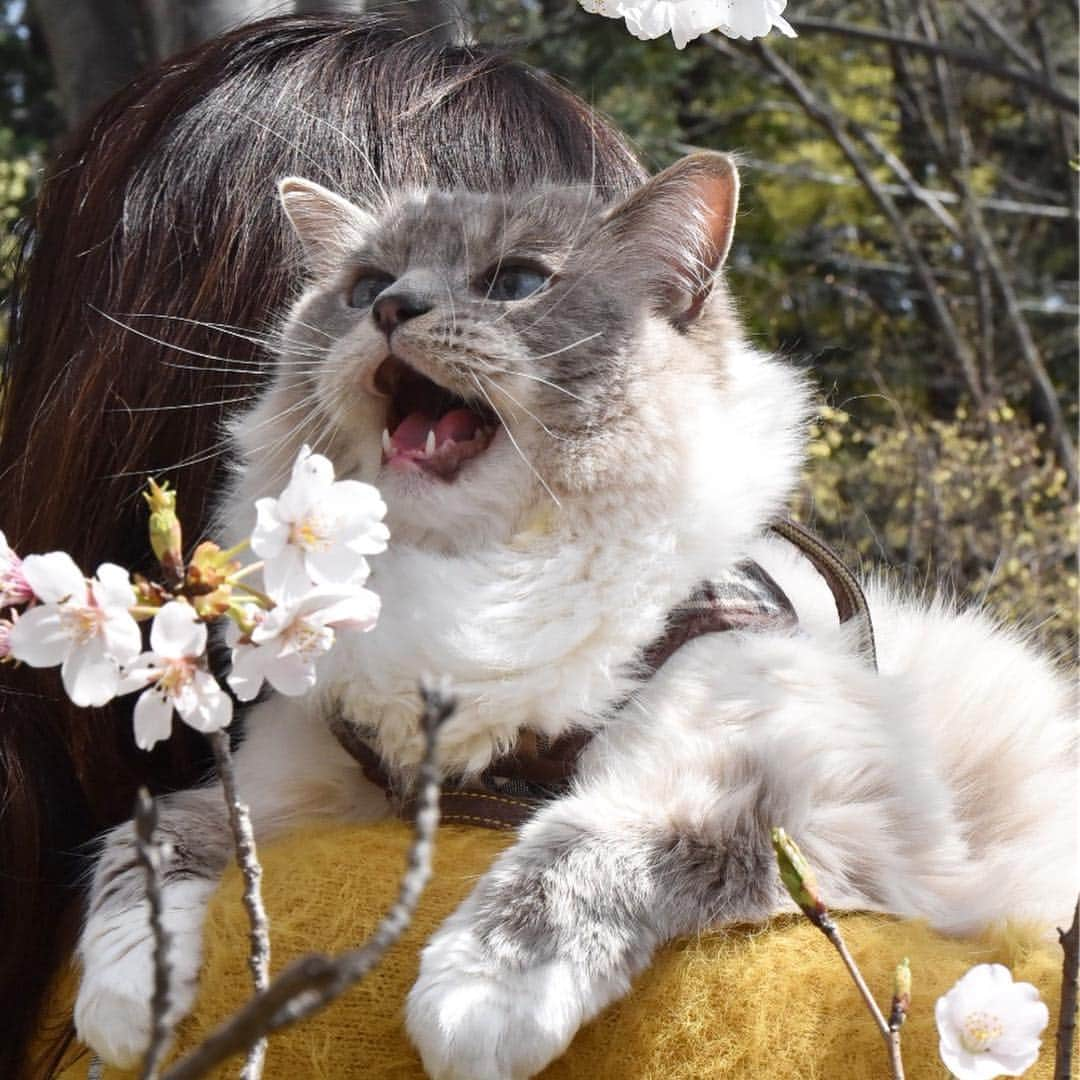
75 900 205 1067
406 922 602 1080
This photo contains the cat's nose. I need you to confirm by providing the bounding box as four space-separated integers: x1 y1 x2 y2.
373 293 432 336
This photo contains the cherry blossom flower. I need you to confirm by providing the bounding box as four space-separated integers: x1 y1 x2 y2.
8 554 141 707
228 583 380 701
935 964 1049 1079
578 0 795 48
252 445 389 600
0 529 34 607
118 601 233 750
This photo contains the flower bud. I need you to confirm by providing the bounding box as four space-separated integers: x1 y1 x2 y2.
771 826 828 925
185 541 239 595
144 479 183 584
891 957 912 1027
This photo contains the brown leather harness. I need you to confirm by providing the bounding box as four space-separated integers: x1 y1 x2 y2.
330 520 875 830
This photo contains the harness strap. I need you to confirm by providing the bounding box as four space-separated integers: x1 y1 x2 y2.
767 517 878 670
331 524 876 830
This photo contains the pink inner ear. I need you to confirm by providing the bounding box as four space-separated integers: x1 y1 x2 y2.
693 166 738 271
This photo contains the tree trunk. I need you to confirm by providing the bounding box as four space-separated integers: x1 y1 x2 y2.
29 0 147 128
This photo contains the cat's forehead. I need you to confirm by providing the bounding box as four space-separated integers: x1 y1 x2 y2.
366 186 603 265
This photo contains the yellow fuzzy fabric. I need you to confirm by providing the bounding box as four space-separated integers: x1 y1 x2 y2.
48 820 1073 1079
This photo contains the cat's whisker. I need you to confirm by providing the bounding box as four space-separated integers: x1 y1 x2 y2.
106 395 254 414
475 363 590 405
90 307 279 369
116 312 289 352
468 372 561 508
476 374 570 444
527 332 603 364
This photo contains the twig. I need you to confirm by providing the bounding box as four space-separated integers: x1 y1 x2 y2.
1056 896 1080 1080
787 17 1077 111
134 788 174 1080
888 958 911 1080
87 1055 104 1080
207 730 270 1080
162 682 454 1080
959 0 1041 72
952 129 1079 495
735 37 988 410
771 828 904 1079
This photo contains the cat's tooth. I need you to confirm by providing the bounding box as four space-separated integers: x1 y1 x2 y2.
381 428 391 454
425 429 436 456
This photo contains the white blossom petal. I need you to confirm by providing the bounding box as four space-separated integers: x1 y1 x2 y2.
149 602 207 659
265 651 317 697
936 964 1048 1080
102 609 143 667
263 546 315 602
62 638 121 708
93 563 136 609
116 653 165 695
577 0 795 47
306 545 371 587
8 606 72 667
251 497 290 559
133 686 175 750
21 552 87 603
176 670 233 733
228 643 270 702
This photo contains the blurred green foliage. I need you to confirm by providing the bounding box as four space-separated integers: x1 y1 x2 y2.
0 5 61 348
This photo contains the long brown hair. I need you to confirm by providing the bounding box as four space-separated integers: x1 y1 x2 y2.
0 15 645 1076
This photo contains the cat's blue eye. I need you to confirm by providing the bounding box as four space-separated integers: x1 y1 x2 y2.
483 265 549 302
349 273 395 309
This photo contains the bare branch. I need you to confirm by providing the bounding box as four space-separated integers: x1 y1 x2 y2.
134 789 174 1080
732 37 987 408
207 731 270 1080
959 0 1041 71
162 683 455 1080
1056 896 1079 1080
954 130 1079 494
788 17 1078 112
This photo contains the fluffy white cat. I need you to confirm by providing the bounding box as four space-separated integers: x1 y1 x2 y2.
75 152 1077 1079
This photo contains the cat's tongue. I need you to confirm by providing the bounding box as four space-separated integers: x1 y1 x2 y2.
390 409 482 451
385 408 492 479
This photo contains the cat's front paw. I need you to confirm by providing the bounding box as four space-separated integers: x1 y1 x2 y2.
75 882 211 1067
407 916 618 1080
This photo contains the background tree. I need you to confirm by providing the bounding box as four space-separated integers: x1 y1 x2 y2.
2 0 1076 653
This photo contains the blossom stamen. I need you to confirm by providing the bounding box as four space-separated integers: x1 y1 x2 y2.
959 1011 1004 1054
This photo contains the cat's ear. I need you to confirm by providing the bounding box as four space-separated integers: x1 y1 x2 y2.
278 177 375 274
601 152 739 326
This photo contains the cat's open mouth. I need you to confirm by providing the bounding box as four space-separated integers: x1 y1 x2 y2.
374 355 498 480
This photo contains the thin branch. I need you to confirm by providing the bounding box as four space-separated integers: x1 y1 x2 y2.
208 730 270 1080
1056 896 1079 1080
959 0 1041 71
888 959 911 1080
162 682 454 1080
772 828 903 1079
953 130 1079 494
88 1054 104 1080
704 149 1074 219
134 789 174 1080
788 17 1078 111
734 37 987 409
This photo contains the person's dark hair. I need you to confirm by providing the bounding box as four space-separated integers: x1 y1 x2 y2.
0 14 644 1076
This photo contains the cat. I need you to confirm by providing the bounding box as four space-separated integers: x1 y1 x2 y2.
75 152 1078 1079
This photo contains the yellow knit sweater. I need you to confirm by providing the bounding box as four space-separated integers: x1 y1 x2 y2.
45 820 1071 1079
